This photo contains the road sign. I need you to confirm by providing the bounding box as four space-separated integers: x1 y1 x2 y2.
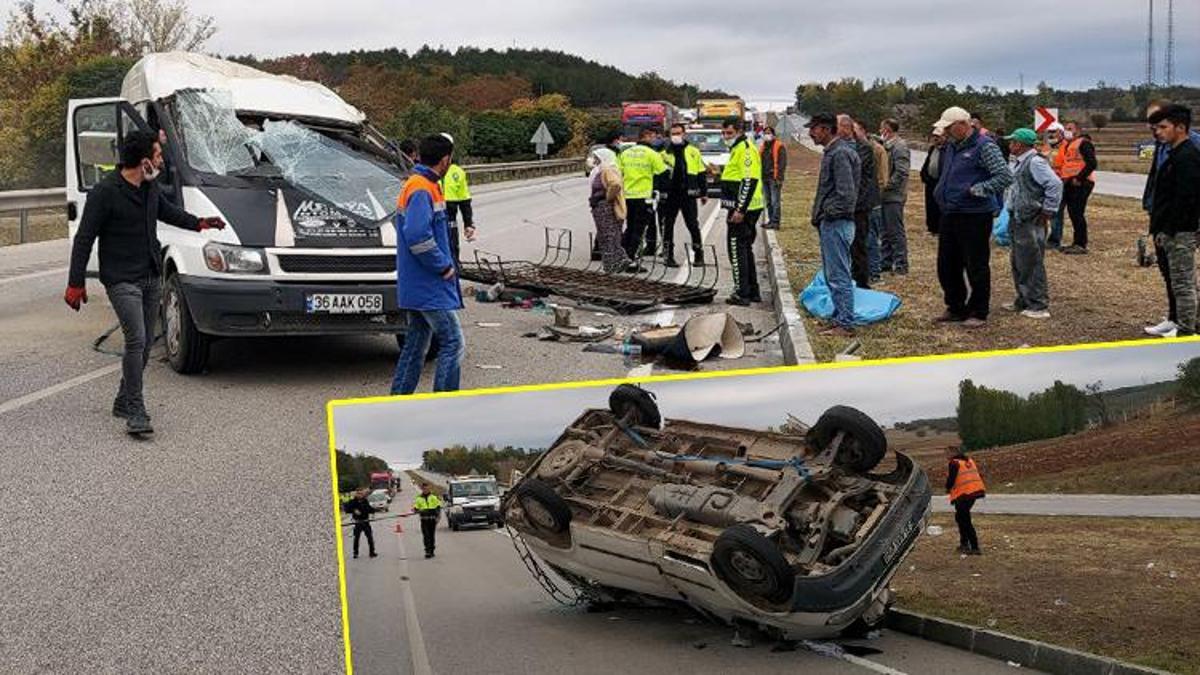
1034 106 1059 133
776 114 801 141
530 122 555 158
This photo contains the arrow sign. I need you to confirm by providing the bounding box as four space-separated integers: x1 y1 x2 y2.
530 121 555 158
1034 106 1059 133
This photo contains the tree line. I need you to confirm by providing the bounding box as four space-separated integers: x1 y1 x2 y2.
957 379 1090 450
422 444 542 478
795 77 1200 137
335 449 390 493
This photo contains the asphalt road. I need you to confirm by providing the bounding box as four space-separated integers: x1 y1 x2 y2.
930 493 1200 518
0 173 779 672
909 149 1146 199
345 473 1039 675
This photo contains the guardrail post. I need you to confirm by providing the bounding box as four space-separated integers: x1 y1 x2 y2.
19 209 29 244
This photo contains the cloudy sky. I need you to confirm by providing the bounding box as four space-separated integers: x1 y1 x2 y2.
331 341 1200 467
15 0 1194 96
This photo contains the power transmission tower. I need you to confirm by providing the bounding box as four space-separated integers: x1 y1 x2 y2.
1147 0 1156 86
1165 0 1176 87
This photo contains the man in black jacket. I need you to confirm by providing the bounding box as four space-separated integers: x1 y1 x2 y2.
843 116 878 289
65 130 224 435
1147 105 1200 337
344 488 379 559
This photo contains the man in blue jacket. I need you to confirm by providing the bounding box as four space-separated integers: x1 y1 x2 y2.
390 134 465 395
932 106 1013 328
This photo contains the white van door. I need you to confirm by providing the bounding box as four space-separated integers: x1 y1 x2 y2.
65 97 150 275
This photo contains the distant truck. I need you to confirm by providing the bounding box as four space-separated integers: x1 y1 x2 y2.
621 100 680 138
446 475 503 530
696 98 746 126
369 470 394 499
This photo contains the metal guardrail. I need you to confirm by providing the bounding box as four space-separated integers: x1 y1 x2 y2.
0 188 65 244
0 158 582 244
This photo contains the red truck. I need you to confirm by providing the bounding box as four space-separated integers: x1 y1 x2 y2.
621 100 680 138
369 470 395 497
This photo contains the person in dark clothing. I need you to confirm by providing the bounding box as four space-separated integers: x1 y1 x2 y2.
344 488 379 559
659 123 708 267
920 130 947 235
1058 120 1098 254
65 130 225 435
844 116 878 289
1146 104 1200 337
398 138 418 164
945 446 986 555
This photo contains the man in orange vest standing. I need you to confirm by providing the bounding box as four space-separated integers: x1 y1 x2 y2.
1056 120 1098 255
946 445 986 555
390 134 465 395
760 126 787 229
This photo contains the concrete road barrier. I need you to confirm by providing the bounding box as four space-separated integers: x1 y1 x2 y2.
762 228 815 365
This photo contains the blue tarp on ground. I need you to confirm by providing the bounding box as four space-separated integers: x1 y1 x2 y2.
799 270 902 326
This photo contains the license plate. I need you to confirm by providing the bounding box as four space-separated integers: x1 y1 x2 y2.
305 293 383 314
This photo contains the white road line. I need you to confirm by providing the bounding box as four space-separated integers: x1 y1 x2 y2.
0 362 121 415
625 202 723 379
394 521 435 675
0 265 67 286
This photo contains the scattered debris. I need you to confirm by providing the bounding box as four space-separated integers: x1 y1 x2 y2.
1169 571 1178 579
476 364 503 370
1007 660 1023 668
629 312 745 365
864 629 883 640
475 322 503 328
1146 562 1156 569
971 573 982 577
926 525 944 536
1053 598 1068 606
731 630 753 648
474 282 506 303
987 619 998 628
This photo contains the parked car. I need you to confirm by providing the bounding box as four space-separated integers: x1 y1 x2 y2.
446 475 503 530
368 489 391 513
502 385 931 639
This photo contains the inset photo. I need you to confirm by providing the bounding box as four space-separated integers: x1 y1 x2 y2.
328 340 1200 675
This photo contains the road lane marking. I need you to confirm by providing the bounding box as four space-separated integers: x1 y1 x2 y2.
0 265 68 286
0 362 121 415
394 511 435 675
625 202 723 379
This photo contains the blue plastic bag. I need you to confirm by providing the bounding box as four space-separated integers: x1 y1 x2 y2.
799 270 902 326
992 209 1011 247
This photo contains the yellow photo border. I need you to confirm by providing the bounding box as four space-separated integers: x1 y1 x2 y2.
324 335 1200 674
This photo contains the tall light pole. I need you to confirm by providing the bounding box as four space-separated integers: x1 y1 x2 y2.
1147 0 1156 86
1165 0 1176 87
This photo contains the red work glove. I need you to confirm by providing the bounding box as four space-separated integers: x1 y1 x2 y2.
197 217 227 231
64 285 88 311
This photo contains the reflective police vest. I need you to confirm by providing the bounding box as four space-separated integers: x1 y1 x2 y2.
662 144 707 195
413 493 443 518
617 144 668 200
948 458 987 502
440 164 471 202
1058 138 1093 183
720 136 764 211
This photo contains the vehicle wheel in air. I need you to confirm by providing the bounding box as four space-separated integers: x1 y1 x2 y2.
711 524 795 605
163 271 210 374
608 384 661 429
536 439 589 480
515 478 572 535
807 405 887 473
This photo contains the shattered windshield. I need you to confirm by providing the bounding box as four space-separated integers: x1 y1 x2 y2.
175 90 258 175
258 120 403 221
174 89 405 221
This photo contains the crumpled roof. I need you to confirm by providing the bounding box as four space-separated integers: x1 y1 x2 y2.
121 51 365 124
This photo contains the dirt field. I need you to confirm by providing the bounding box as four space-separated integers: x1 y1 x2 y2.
894 513 1200 674
0 210 66 246
918 408 1200 495
776 144 1171 362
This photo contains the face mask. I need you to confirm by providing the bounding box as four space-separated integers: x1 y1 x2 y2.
1063 130 1075 140
670 135 683 145
763 134 775 142
723 135 735 147
141 160 160 182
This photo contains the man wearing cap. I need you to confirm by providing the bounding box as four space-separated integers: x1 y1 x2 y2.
1001 128 1062 320
1056 120 1097 255
931 106 1013 328
1040 122 1068 249
807 113 860 337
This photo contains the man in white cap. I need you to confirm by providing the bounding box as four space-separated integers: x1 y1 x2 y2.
1040 122 1068 249
930 106 1013 328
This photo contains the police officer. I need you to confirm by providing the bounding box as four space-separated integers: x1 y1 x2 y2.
344 488 378 559
438 133 476 266
720 117 765 305
659 123 708 267
412 483 444 558
945 446 987 555
618 127 669 263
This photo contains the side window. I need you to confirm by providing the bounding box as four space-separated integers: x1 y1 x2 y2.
74 105 120 190
73 103 144 191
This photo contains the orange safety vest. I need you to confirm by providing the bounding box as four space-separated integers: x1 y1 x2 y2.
760 139 783 180
397 173 445 213
948 457 986 502
1057 138 1094 183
